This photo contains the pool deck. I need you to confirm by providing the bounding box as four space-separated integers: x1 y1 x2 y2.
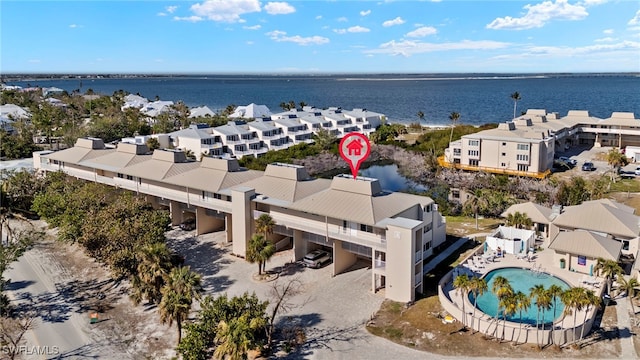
445 245 605 339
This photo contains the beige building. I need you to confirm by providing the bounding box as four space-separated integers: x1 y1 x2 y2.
33 138 446 303
503 199 639 276
442 109 639 178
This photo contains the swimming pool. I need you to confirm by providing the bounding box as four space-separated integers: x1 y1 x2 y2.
469 267 571 325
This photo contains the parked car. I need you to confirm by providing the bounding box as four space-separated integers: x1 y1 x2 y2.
558 156 577 167
581 162 595 171
635 167 640 176
303 249 332 268
179 218 196 231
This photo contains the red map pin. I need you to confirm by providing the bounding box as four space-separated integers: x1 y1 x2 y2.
339 132 371 179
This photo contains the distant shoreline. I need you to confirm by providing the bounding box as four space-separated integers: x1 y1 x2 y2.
2 72 638 83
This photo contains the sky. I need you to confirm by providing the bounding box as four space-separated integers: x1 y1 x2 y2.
1 0 639 74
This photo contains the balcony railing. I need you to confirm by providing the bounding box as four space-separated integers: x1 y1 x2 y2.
415 273 423 286
415 251 422 264
374 260 386 271
438 156 551 180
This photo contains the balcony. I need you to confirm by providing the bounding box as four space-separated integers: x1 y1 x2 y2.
374 260 386 271
415 273 423 286
415 251 422 264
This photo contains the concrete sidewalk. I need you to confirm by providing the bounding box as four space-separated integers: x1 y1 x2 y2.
614 292 638 360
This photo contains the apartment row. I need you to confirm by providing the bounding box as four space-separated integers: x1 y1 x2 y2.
123 106 383 160
33 137 446 303
442 110 639 178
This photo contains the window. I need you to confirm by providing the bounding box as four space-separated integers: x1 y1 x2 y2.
501 153 506 156
452 190 460 199
501 163 506 167
469 159 479 166
502 142 507 146
468 140 479 146
468 150 479 156
423 241 431 251
623 240 630 251
517 144 529 151
516 154 529 161
214 193 222 200
423 223 433 233
424 204 431 213
453 149 461 155
360 224 373 233
517 164 528 171
126 175 134 181
578 256 586 266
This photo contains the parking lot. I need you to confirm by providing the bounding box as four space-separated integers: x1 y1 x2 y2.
167 229 430 359
554 145 640 179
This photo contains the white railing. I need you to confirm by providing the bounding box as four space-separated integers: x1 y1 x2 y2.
415 273 422 286
374 260 386 270
415 251 422 264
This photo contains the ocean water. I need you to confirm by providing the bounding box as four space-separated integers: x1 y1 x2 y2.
6 74 639 126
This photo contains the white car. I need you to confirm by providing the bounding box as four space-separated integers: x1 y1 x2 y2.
634 167 640 176
303 249 332 268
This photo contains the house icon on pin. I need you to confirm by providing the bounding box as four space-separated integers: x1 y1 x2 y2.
346 139 363 156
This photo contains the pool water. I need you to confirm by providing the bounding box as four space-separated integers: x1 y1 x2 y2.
469 267 570 325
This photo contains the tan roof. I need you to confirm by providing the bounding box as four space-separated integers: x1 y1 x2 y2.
44 146 115 164
164 167 263 192
288 175 433 225
553 201 640 238
576 198 635 214
560 110 602 127
501 202 552 224
80 151 150 172
549 230 621 260
118 156 201 181
240 175 331 203
599 112 639 127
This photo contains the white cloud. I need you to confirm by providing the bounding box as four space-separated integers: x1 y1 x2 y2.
335 26 371 34
166 6 178 14
266 30 330 46
603 29 614 34
349 26 370 33
629 10 640 26
360 10 371 16
337 17 348 22
69 24 81 28
578 0 608 6
316 15 322 20
264 2 295 15
243 24 261 30
509 40 640 58
383 16 405 27
188 0 261 23
246 41 254 45
594 37 616 42
405 26 437 38
486 0 588 30
364 39 510 57
174 16 203 23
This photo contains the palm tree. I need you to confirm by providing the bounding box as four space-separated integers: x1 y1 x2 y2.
559 288 576 345
246 234 276 276
255 214 275 240
606 148 628 182
214 314 266 360
469 277 488 333
130 242 173 305
595 258 623 296
621 277 640 315
448 112 461 145
417 111 425 124
453 274 472 328
491 276 512 339
547 284 564 345
510 91 522 119
579 289 600 344
299 101 307 109
529 284 549 348
463 193 489 230
514 291 531 345
158 266 202 344
500 293 518 342
505 211 533 230
561 287 584 345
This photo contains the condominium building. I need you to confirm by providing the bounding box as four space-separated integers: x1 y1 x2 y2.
441 109 639 178
33 138 446 303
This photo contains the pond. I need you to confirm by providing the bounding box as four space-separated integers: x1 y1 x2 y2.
358 164 427 192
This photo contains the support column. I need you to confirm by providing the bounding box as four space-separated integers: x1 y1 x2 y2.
332 240 357 277
225 214 233 244
169 200 182 226
293 229 305 262
230 187 255 258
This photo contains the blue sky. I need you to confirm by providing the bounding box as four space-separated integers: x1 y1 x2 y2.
2 0 639 73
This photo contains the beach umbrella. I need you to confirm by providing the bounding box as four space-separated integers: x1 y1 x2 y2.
590 264 593 276
520 241 524 253
484 242 488 252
